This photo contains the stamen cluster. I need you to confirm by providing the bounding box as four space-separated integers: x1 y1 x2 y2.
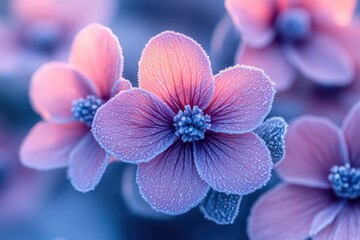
72 95 104 126
328 163 360 199
174 105 211 142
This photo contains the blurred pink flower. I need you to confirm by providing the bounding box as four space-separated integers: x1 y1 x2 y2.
20 24 131 192
226 0 358 91
0 0 116 79
10 0 115 34
0 123 49 226
249 102 360 239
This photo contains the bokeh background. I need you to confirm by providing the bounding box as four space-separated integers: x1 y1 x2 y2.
0 0 359 239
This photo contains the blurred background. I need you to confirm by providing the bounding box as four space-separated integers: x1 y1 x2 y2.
0 0 359 239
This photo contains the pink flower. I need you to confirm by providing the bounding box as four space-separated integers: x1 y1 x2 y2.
20 23 131 192
248 102 360 239
226 0 357 91
10 0 116 36
0 0 116 78
92 31 275 214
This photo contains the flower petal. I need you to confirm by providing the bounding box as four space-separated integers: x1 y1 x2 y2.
248 184 338 240
122 165 169 219
205 65 275 134
194 132 272 195
342 101 360 167
200 189 242 225
310 201 345 236
110 78 132 97
302 0 356 26
137 141 209 215
314 204 360 240
68 133 109 192
237 44 296 91
20 121 87 170
277 116 348 188
92 89 176 164
139 31 214 112
254 117 288 166
326 18 360 68
69 23 123 99
225 0 274 47
30 62 96 123
284 33 354 86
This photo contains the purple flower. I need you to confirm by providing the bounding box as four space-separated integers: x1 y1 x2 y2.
249 102 360 239
225 0 357 91
92 31 275 214
20 24 131 192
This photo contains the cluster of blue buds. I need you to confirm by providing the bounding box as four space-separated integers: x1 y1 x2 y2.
174 105 211 143
328 163 360 199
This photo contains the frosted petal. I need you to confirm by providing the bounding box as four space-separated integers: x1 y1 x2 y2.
254 117 288 165
200 189 242 225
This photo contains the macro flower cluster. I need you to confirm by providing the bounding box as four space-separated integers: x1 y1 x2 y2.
20 23 287 221
1 0 360 239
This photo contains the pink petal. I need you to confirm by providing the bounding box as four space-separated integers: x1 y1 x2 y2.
277 116 348 188
310 201 345 236
248 184 338 240
137 141 209 215
138 31 214 112
342 101 360 167
194 132 272 195
284 33 354 86
68 133 109 192
92 89 176 164
20 121 87 170
225 0 274 47
301 0 356 26
236 44 296 91
69 23 123 99
205 65 275 134
314 204 360 240
30 62 96 123
111 78 132 97
327 18 360 72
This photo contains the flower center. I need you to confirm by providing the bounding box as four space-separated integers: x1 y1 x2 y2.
173 105 211 143
275 8 311 42
328 163 360 199
72 95 104 126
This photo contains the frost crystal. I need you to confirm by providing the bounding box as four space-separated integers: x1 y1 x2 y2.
174 105 211 142
72 95 104 126
328 163 360 199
